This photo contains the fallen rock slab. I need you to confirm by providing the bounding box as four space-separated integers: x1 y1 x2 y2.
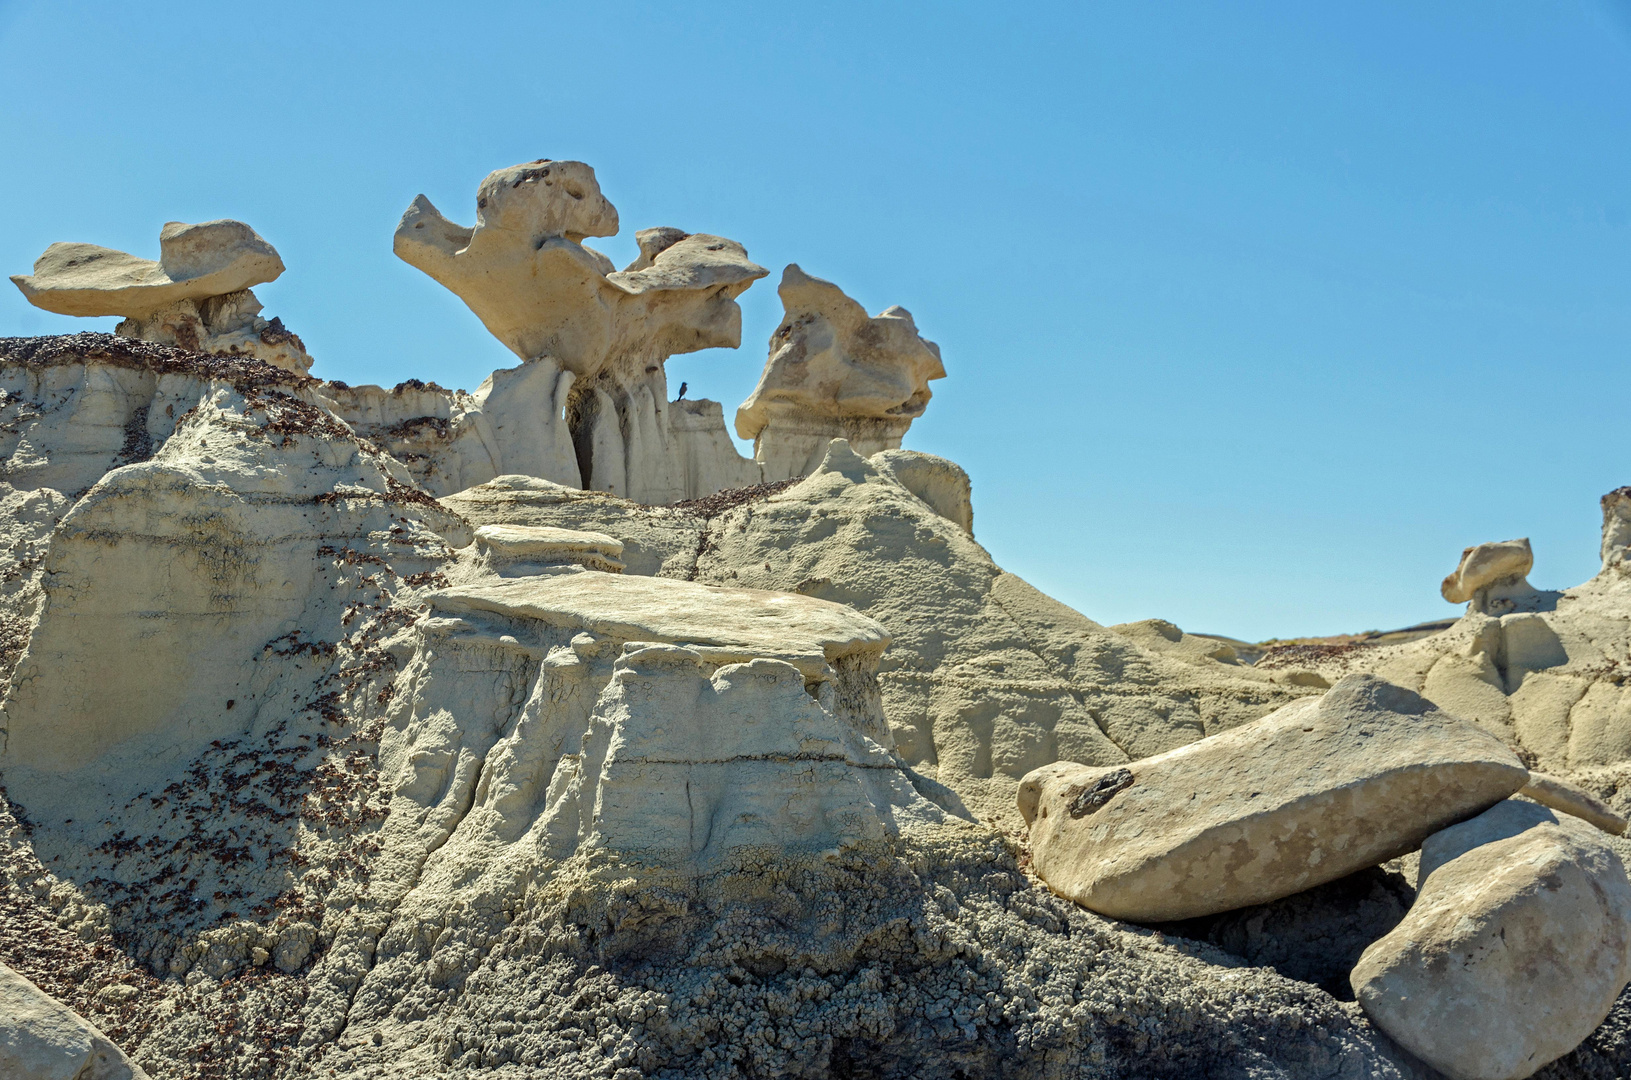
1018 674 1528 921
1520 770 1628 835
1352 800 1631 1080
0 962 149 1080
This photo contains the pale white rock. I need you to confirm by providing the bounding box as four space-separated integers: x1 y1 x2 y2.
1353 800 1631 1080
11 222 313 374
452 439 1316 824
1520 770 1628 835
561 645 938 865
1019 674 1529 921
0 962 149 1080
870 448 973 535
736 265 946 481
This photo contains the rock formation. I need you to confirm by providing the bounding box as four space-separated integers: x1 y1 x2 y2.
11 221 314 374
1272 490 1631 779
391 160 769 501
1353 800 1631 1080
1017 675 1529 921
1441 536 1538 611
736 265 946 480
7 161 1631 1078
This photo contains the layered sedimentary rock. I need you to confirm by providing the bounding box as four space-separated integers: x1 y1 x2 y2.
444 440 1317 825
1017 675 1528 921
11 221 314 374
1353 801 1631 1080
737 265 946 480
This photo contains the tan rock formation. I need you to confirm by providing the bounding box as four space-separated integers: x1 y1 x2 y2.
1353 800 1631 1080
1441 537 1535 608
1275 487 1631 773
0 962 148 1080
1521 771 1628 835
392 160 768 501
1018 674 1528 921
736 265 945 481
11 221 313 374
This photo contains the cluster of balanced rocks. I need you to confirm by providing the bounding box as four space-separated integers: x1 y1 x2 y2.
1020 673 1631 1080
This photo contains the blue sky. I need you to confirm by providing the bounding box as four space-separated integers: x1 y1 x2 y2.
3 1 1628 640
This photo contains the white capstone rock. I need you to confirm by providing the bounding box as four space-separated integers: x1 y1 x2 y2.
1019 674 1528 921
1353 800 1631 1080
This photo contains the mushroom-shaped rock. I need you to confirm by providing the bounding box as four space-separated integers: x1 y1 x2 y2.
0 962 150 1079
735 264 945 480
1018 674 1528 922
11 220 313 374
1352 800 1631 1080
1442 537 1534 604
394 160 767 502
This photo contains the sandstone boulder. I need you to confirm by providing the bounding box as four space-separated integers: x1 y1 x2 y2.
1521 770 1628 835
1019 674 1529 921
1442 537 1535 605
1352 800 1631 1080
735 265 945 479
0 962 148 1080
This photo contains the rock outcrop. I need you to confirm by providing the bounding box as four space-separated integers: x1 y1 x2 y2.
391 160 769 501
1353 800 1631 1080
1280 494 1631 774
736 265 946 480
1018 675 1529 921
0 962 148 1080
12 221 314 374
443 439 1315 826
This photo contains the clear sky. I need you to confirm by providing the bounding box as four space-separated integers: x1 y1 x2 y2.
3 1 1628 641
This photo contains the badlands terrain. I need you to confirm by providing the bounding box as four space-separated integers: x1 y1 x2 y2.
2 160 1630 1080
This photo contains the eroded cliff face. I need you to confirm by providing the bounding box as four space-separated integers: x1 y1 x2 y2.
0 333 1457 1080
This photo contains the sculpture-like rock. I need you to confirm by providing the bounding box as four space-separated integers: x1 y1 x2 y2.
1441 537 1535 606
1520 770 1628 835
0 962 149 1080
1352 800 1631 1080
1602 486 1631 570
1018 674 1528 921
735 265 945 480
393 160 768 501
11 221 313 374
